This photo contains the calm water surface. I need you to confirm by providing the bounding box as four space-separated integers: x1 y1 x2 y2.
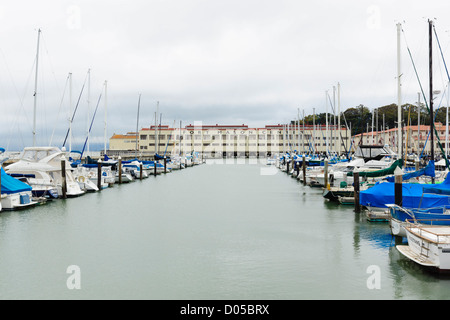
1 160 450 299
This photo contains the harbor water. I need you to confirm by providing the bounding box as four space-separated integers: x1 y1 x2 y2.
1 160 450 299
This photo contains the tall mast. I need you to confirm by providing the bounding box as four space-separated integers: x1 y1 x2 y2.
313 108 316 155
325 91 328 155
397 22 402 156
32 29 41 147
135 93 141 158
417 92 420 155
179 120 182 156
337 82 341 155
333 86 336 154
302 109 305 153
69 72 72 152
156 101 159 154
447 82 449 158
429 19 435 183
104 80 108 154
372 108 374 144
87 68 91 155
297 108 300 154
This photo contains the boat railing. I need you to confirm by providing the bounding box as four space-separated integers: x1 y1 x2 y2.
386 204 416 220
404 219 450 244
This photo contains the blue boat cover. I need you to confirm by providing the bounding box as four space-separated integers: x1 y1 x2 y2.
1 167 32 194
360 173 450 209
384 160 435 182
422 172 450 195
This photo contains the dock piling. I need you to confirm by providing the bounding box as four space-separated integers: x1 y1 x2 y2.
302 155 306 186
97 159 102 191
164 156 167 174
61 155 67 199
118 156 122 184
395 168 402 206
353 172 360 213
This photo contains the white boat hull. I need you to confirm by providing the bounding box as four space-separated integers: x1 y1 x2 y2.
397 224 450 271
1 191 37 210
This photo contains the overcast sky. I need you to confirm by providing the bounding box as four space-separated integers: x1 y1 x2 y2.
1 0 450 151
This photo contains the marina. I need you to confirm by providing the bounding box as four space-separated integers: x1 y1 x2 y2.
2 158 450 300
3 1 450 302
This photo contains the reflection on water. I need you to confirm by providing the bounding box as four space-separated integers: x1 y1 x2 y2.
1 161 450 299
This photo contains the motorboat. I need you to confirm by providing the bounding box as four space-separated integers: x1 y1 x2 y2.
5 147 85 198
1 166 38 210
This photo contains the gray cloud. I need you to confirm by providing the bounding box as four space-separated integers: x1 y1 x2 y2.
1 0 450 150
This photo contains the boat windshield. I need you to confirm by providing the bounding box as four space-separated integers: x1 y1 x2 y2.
21 148 61 162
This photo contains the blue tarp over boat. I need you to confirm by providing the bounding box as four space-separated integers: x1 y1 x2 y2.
1 167 32 194
384 160 435 182
360 172 450 209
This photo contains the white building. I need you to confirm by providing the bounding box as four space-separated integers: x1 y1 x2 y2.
109 123 351 158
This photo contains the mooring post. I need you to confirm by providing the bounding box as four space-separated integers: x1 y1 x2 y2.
118 156 122 184
61 155 67 199
286 159 289 174
353 172 360 213
164 156 167 174
324 159 329 188
302 155 306 186
154 160 157 176
97 159 102 191
394 166 403 206
140 163 143 180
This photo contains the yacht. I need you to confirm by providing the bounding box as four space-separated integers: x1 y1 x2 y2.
5 147 85 198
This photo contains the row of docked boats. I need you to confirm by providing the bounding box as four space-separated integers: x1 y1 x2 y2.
271 144 450 273
0 146 203 212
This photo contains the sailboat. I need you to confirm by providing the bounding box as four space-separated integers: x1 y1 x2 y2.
5 30 84 198
390 20 450 259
